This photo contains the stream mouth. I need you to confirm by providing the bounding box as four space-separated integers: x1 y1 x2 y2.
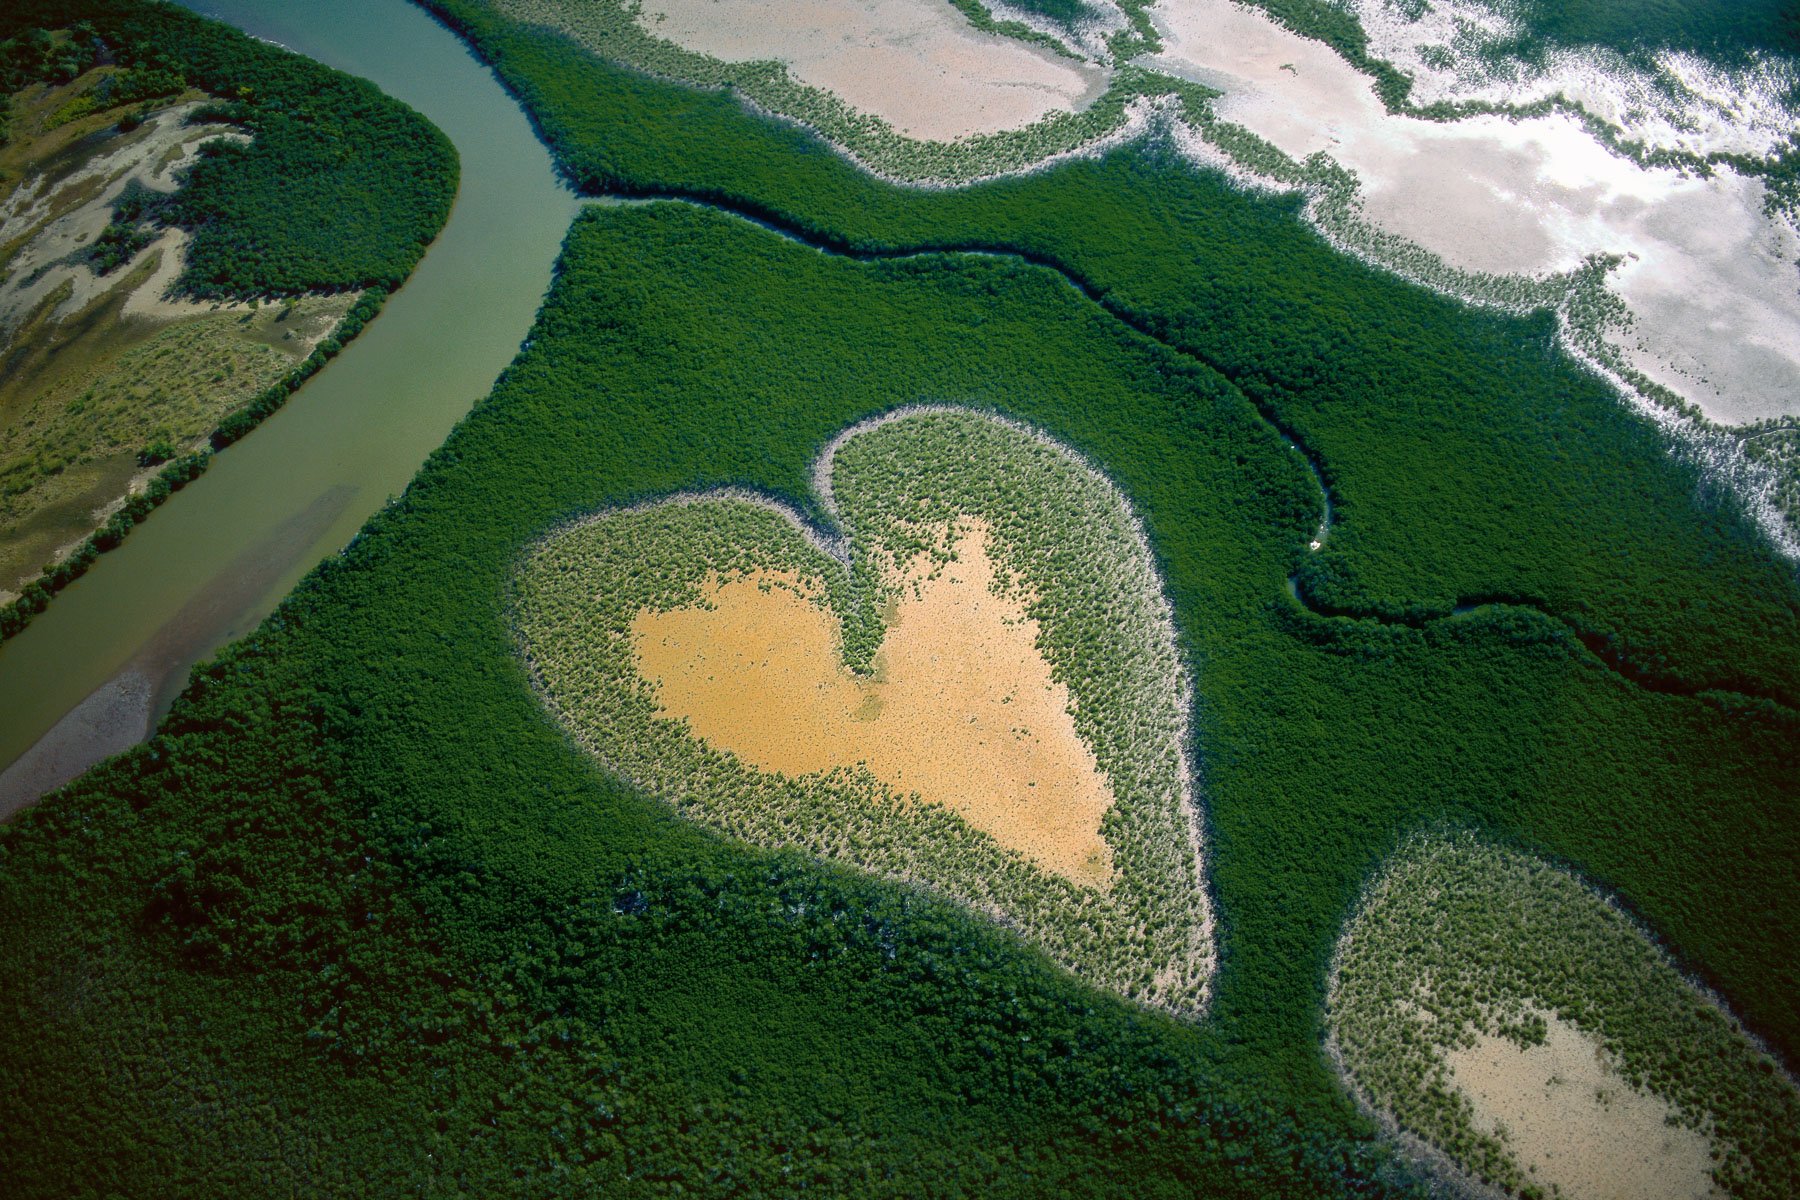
0 0 580 806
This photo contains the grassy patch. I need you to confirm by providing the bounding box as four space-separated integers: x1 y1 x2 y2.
0 287 354 593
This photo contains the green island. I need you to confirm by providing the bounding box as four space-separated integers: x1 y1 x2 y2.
0 0 456 637
0 0 1795 1196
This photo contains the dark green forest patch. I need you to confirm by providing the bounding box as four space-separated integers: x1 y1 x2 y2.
4 202 1410 1198
2 191 1795 1194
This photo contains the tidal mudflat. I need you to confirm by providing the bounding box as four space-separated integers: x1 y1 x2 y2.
634 0 1105 141
1143 0 1800 427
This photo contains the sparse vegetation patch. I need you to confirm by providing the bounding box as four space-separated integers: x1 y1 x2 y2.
1328 832 1800 1200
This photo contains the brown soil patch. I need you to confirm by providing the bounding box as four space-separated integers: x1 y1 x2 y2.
631 525 1115 886
1444 1013 1721 1200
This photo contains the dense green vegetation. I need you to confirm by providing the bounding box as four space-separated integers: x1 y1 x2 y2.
1332 833 1800 1199
0 1 1795 1193
0 24 95 93
4 179 1796 1190
517 410 1213 1017
2 203 1421 1197
81 219 157 273
427 0 1800 707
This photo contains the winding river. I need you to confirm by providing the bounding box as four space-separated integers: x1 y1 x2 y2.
0 0 581 812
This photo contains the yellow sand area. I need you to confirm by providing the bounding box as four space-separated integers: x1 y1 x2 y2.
1444 1012 1721 1200
630 525 1115 886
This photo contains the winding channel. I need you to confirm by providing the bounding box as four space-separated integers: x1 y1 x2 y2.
3 2 1787 815
0 0 581 813
588 191 1797 713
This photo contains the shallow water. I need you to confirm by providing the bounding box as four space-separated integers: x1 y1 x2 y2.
0 0 581 811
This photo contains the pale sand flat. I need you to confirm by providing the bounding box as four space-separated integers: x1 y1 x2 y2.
1444 1014 1721 1200
631 522 1115 887
636 0 1105 141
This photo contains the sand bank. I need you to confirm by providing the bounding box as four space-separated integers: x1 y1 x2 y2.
0 102 248 342
632 524 1115 886
0 483 354 822
1141 0 1800 425
633 0 1106 140
1445 1014 1721 1200
0 668 153 821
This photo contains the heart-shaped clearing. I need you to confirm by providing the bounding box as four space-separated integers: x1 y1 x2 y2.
513 408 1213 1016
632 520 1115 887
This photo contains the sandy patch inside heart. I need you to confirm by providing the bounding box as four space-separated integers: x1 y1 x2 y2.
514 408 1216 1017
631 525 1114 887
